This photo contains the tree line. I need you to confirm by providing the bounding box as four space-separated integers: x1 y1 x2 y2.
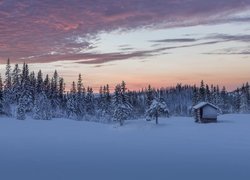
0 59 249 125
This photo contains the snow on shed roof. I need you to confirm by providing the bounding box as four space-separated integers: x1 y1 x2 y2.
193 102 220 110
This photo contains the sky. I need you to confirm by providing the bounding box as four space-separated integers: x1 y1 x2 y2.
0 0 250 91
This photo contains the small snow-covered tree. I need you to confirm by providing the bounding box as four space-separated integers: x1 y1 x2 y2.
146 98 169 124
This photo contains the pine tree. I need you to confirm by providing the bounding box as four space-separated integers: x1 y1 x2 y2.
234 88 241 113
16 97 26 120
4 58 12 90
43 74 50 95
240 85 248 113
205 84 211 102
58 77 66 112
66 93 78 119
198 80 205 102
33 92 52 120
85 87 95 116
19 63 33 112
71 81 76 93
97 86 105 117
12 64 21 103
77 74 84 95
146 97 169 124
192 85 198 106
75 74 85 119
112 82 132 126
29 71 36 101
245 82 250 112
102 84 112 118
146 85 154 108
50 70 60 117
36 70 43 94
220 86 229 113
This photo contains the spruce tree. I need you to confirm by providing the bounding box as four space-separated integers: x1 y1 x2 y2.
192 85 199 106
112 82 132 126
76 74 85 119
36 70 43 94
16 97 26 120
50 70 60 117
43 74 50 95
85 87 95 116
240 85 249 113
33 92 52 120
146 97 169 124
205 84 211 102
4 58 12 90
12 64 21 103
146 85 154 108
198 80 205 102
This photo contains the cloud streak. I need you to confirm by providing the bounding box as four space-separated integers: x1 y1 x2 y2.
0 0 250 63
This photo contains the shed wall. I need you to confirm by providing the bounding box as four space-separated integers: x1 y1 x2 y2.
202 105 217 119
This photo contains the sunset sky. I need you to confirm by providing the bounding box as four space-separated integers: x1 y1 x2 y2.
0 0 250 91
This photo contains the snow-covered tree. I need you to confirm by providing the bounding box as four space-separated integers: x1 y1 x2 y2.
205 84 211 102
50 70 61 117
146 85 154 108
58 77 66 112
4 58 12 90
43 74 50 95
36 70 43 94
76 74 85 118
198 80 206 102
16 96 26 120
112 82 132 126
12 64 21 103
240 90 248 113
98 84 112 119
146 98 169 124
85 87 95 116
33 92 52 120
66 93 78 119
192 85 199 106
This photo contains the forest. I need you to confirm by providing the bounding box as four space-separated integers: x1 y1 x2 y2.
0 59 249 125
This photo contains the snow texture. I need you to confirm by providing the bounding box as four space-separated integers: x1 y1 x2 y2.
0 114 250 180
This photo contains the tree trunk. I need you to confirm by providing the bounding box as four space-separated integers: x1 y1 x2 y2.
120 119 123 126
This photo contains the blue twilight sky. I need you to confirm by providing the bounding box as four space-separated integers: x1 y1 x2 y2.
0 0 250 91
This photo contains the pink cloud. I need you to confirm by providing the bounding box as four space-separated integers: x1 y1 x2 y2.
0 0 249 63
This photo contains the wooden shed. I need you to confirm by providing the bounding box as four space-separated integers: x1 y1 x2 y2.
193 102 220 123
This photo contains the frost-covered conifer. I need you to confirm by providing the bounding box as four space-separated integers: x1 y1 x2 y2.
112 82 132 126
16 97 26 120
146 98 169 124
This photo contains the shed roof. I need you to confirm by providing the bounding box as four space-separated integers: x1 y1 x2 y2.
193 102 220 110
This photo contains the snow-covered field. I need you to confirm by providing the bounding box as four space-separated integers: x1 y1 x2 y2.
0 114 250 180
